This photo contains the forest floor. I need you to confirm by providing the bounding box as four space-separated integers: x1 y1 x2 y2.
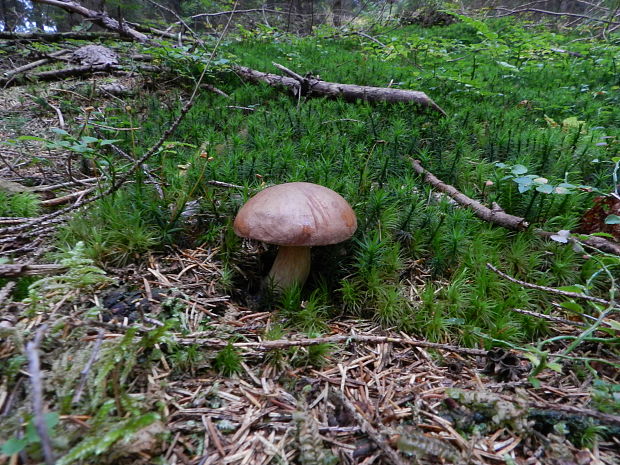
1 15 620 465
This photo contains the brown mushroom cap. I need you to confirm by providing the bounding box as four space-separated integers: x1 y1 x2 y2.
233 182 357 246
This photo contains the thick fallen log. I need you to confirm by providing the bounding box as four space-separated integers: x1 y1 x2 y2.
232 64 447 115
411 159 620 256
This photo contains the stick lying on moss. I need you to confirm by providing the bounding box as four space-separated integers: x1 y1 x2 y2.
410 159 620 256
233 64 447 116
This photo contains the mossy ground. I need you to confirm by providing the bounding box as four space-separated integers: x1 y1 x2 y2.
0 18 618 464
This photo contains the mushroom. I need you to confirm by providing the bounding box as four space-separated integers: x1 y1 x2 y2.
233 182 357 289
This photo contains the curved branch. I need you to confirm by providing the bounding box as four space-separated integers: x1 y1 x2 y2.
31 0 149 42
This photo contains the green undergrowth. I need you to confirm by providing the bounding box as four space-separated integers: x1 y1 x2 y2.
1 18 619 464
46 20 620 348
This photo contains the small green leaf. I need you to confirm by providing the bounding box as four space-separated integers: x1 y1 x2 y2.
1 437 28 455
590 232 615 239
536 184 554 194
554 186 571 194
547 362 562 373
511 164 528 175
50 128 70 136
558 284 587 293
17 135 47 142
604 214 620 225
80 136 100 144
529 376 541 388
99 139 122 146
514 176 533 185
44 412 60 430
560 301 585 313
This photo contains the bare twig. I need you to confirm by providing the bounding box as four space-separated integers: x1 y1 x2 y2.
106 143 165 200
26 325 55 465
40 187 97 207
349 31 386 47
487 263 612 306
31 178 99 192
411 159 528 230
207 180 244 189
72 330 104 404
509 307 587 328
272 62 305 82
144 0 198 40
47 102 65 129
0 64 125 87
178 333 487 356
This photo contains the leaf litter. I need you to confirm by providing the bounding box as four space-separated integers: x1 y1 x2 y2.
1 243 618 465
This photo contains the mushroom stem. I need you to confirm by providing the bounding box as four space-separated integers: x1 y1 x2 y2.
267 245 311 290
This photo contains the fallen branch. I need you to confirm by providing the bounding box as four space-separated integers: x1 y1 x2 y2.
0 31 134 42
178 333 487 356
31 0 149 42
411 159 620 256
0 64 123 87
233 64 446 116
26 325 55 465
72 330 104 404
40 187 97 207
411 159 528 230
3 50 71 78
510 307 587 328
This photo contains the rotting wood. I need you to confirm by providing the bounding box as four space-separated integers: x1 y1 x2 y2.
233 65 447 115
411 159 620 256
